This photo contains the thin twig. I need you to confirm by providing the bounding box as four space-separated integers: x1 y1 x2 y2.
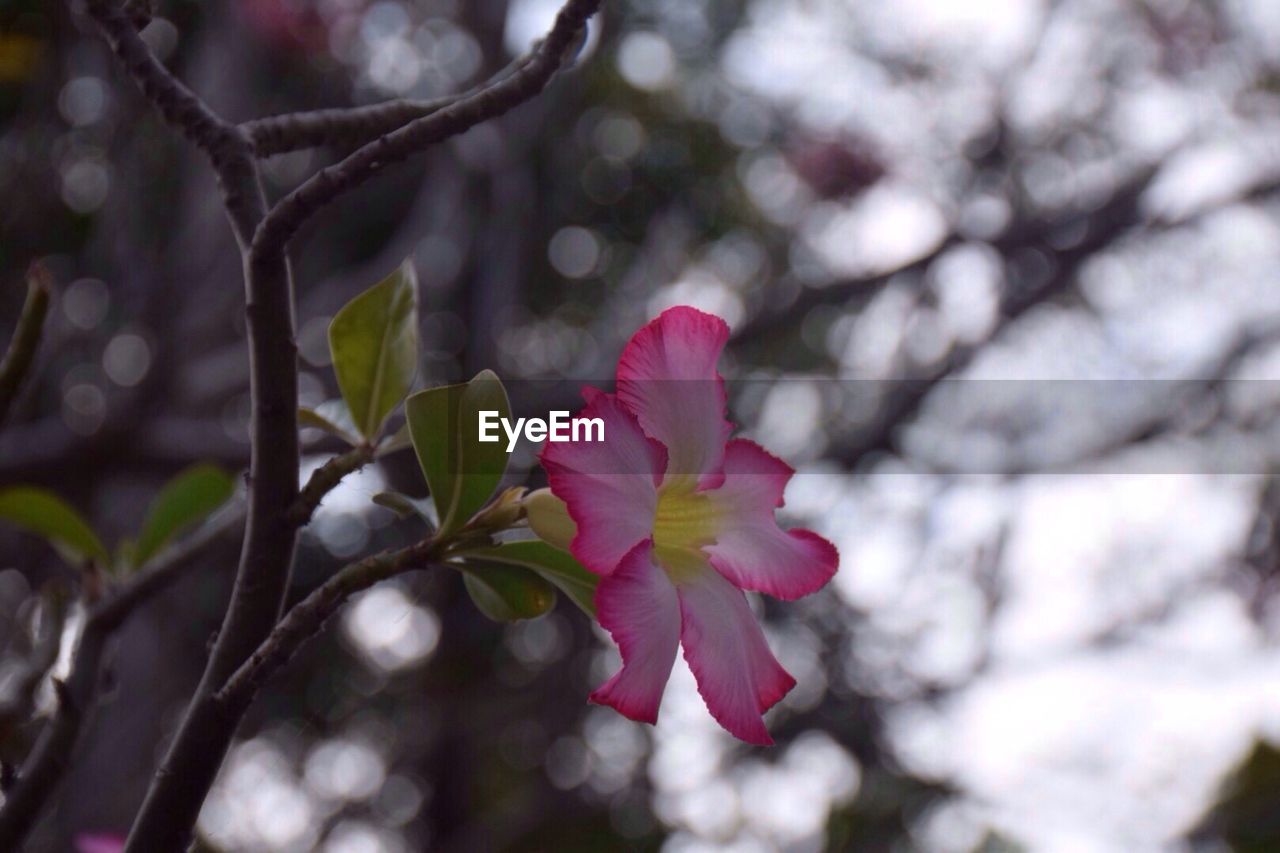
287 444 377 527
0 264 52 428
215 537 442 715
251 0 602 258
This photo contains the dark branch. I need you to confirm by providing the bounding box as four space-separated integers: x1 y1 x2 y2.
0 264 52 429
287 444 376 527
245 97 455 157
251 0 602 256
78 4 302 850
241 54 534 157
83 0 247 168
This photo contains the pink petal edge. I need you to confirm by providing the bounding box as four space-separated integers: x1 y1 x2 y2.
676 564 796 746
616 306 734 489
704 439 839 600
588 540 681 724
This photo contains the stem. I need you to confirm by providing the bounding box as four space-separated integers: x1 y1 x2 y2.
123 244 298 852
287 444 376 526
0 264 52 428
216 537 441 716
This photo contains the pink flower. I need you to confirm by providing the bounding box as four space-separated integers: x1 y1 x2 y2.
537 307 838 744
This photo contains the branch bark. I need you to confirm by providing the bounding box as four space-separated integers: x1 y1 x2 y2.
241 54 533 156
77 2 302 849
287 444 377 526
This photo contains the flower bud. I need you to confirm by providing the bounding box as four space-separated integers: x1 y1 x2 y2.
523 488 576 551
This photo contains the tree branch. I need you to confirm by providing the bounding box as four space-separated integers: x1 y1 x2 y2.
241 54 534 157
245 96 456 157
0 264 52 429
287 444 377 527
83 0 247 169
251 0 602 257
215 537 442 717
0 508 242 851
78 3 304 849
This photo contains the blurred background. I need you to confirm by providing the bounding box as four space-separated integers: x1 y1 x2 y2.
4 0 1280 850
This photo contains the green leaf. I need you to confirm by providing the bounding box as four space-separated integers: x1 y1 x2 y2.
465 540 598 617
132 464 235 568
458 561 556 622
328 260 419 440
405 370 511 535
0 487 108 566
371 491 438 527
299 403 361 446
376 421 412 457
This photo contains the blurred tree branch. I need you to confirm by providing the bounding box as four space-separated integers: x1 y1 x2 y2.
828 166 1280 467
0 265 52 429
0 507 242 850
0 433 379 849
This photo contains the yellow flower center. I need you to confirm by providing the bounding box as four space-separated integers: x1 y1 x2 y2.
652 478 719 579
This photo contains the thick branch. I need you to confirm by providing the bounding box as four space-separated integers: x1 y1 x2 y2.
252 0 602 256
0 509 242 851
0 264 52 428
215 537 441 716
78 4 302 850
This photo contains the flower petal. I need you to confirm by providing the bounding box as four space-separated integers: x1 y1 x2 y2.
705 439 838 600
616 306 733 487
541 389 667 575
676 562 795 745
589 540 681 724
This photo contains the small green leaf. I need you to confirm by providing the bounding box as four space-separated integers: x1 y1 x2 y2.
465 540 598 617
132 464 235 568
458 561 556 622
405 370 511 535
299 403 361 446
0 487 107 566
376 421 412 457
328 260 419 440
371 491 438 527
